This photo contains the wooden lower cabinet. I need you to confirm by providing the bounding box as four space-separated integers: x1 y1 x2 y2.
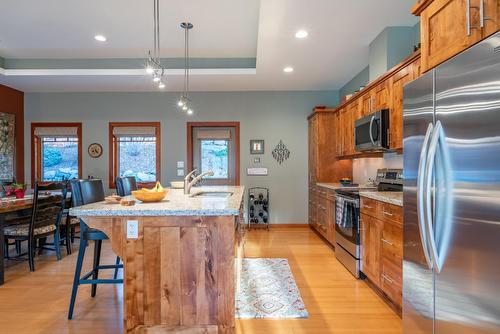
360 213 383 287
308 186 336 247
360 199 403 309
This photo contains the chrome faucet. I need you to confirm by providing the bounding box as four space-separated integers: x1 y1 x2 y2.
184 170 214 194
184 169 198 194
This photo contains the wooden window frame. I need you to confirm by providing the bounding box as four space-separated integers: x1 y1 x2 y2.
186 121 240 185
31 122 83 186
109 122 161 189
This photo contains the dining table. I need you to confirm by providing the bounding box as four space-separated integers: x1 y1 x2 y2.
0 196 36 285
0 193 69 285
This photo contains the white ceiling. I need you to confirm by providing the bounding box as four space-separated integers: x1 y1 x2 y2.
0 0 418 92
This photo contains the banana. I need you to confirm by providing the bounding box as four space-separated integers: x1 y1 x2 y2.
139 181 164 193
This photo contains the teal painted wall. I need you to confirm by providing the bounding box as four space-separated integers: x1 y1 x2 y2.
369 28 390 82
386 26 414 70
339 66 369 98
369 26 414 81
413 21 421 47
340 25 419 99
24 90 339 224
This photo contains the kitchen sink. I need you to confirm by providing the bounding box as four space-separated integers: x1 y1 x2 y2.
190 191 233 198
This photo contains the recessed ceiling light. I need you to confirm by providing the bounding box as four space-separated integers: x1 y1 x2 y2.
94 35 107 42
283 66 294 73
295 30 308 39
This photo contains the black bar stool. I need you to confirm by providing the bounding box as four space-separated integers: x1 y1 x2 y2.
67 179 123 320
115 176 138 196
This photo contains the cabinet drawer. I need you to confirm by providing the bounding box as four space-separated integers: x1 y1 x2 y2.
381 257 402 306
360 197 382 217
382 221 403 265
380 202 402 225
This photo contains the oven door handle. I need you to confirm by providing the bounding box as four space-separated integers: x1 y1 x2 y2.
369 115 376 145
335 195 359 206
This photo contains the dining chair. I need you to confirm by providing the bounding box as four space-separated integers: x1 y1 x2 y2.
59 182 79 255
115 176 138 196
3 181 67 271
68 178 123 320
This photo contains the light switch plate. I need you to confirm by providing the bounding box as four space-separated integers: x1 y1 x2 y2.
177 161 184 168
247 167 268 176
177 169 184 176
127 220 139 239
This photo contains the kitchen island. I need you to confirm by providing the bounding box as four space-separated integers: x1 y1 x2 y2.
70 186 245 334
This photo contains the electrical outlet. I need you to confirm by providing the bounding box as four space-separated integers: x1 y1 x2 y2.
177 161 184 168
177 169 184 176
127 220 139 239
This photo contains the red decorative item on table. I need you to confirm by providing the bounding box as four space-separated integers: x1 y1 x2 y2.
10 183 27 199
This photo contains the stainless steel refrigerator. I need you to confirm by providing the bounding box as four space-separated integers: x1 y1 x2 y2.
403 31 500 334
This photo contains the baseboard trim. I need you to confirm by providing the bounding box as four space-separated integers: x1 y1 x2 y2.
248 224 309 229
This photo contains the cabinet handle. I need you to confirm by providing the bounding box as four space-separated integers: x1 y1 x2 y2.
480 0 484 27
467 0 481 35
381 238 394 246
466 0 471 36
480 0 494 27
382 273 394 284
382 210 394 217
364 205 373 209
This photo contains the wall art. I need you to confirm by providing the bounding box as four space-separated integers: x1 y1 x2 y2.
250 139 265 154
272 140 290 165
0 112 15 182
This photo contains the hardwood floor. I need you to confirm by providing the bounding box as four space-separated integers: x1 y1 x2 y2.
0 226 402 334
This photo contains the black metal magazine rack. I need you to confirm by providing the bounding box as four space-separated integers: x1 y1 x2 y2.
247 187 270 230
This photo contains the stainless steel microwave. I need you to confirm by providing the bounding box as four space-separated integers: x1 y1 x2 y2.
354 109 390 152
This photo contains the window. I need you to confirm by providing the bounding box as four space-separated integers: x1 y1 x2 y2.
31 123 82 184
201 139 229 179
109 122 161 188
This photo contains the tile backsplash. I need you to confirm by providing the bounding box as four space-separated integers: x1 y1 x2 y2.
352 152 403 185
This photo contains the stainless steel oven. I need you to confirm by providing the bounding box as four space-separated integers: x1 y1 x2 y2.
335 190 361 278
354 109 390 152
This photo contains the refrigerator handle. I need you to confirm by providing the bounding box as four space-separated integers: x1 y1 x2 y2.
424 121 444 273
417 122 434 270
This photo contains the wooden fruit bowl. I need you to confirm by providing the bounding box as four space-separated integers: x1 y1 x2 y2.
131 189 168 203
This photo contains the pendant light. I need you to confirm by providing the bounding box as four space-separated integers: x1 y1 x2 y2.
146 0 165 89
178 22 194 114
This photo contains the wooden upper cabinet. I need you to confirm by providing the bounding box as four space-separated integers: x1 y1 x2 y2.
335 109 344 158
372 80 391 111
308 115 318 184
361 93 373 117
347 101 360 155
342 108 352 156
482 0 500 37
420 0 484 72
389 58 420 150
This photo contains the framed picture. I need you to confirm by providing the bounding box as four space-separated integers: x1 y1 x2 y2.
0 112 15 182
250 139 264 154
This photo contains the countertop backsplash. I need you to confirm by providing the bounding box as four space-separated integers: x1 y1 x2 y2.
352 152 403 185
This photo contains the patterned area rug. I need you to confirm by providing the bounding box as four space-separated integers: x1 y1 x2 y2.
236 258 308 319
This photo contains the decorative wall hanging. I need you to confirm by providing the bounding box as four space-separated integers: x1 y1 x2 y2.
0 112 15 182
88 143 103 158
250 139 265 154
272 140 290 165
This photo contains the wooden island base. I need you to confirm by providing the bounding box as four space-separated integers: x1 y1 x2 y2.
84 215 240 334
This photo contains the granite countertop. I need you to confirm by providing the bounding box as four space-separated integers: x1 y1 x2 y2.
359 191 403 206
69 186 245 217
